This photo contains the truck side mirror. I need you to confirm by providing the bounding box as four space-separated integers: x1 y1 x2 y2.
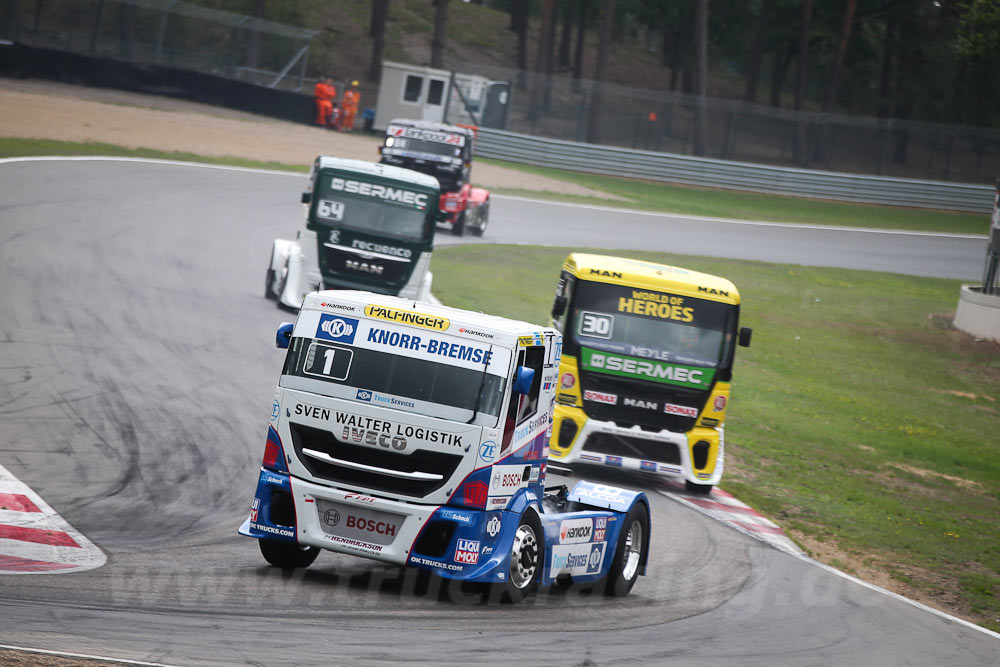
738 327 753 348
512 366 535 395
551 295 567 318
301 191 311 204
276 322 294 349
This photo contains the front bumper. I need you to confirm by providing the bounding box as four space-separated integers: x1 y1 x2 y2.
550 408 724 486
239 469 519 582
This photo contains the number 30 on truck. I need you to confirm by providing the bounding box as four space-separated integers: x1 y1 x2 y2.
548 254 752 494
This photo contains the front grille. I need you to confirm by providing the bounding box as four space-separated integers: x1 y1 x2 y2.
582 431 681 465
289 422 463 498
579 372 706 433
318 242 412 288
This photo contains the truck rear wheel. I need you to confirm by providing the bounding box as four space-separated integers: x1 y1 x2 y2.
265 248 278 300
471 201 488 237
451 211 466 236
605 504 648 597
494 511 543 603
259 539 319 569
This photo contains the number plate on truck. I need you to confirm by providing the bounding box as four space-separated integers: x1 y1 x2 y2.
315 500 403 546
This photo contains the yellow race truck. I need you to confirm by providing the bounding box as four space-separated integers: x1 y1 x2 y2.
548 254 752 494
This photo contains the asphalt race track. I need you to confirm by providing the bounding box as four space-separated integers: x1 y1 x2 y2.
0 159 996 666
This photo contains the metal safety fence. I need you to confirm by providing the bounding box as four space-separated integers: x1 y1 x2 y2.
450 64 1000 188
0 0 317 90
474 127 994 214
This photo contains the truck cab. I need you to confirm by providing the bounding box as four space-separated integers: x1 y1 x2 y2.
240 291 650 600
265 157 440 309
549 254 752 494
379 119 489 236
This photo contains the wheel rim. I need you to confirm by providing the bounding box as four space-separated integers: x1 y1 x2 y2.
622 519 643 582
509 524 538 589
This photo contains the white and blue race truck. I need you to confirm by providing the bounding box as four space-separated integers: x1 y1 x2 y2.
240 290 651 600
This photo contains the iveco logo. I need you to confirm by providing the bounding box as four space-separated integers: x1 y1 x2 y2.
323 509 341 527
321 318 354 338
345 259 384 275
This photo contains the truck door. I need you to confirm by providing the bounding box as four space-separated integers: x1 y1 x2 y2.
501 345 545 457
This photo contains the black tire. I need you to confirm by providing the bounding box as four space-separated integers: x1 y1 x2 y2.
259 539 320 569
493 510 543 603
685 480 713 495
471 201 488 237
605 504 649 597
451 211 466 236
265 248 278 300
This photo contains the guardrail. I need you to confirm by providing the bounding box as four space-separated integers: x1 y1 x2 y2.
474 128 994 214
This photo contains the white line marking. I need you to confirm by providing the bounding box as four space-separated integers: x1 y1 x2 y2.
0 643 180 667
658 486 1000 641
0 155 303 178
493 193 987 240
0 156 982 240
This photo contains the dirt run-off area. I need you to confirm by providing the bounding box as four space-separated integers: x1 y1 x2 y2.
0 77 619 199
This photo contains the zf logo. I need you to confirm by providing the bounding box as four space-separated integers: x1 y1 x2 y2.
317 314 358 344
479 441 497 463
356 389 373 402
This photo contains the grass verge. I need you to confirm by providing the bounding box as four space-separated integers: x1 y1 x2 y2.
480 157 986 235
0 137 308 173
433 244 1000 631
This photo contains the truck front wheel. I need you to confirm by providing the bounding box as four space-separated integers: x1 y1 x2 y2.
495 511 543 602
259 539 320 569
605 504 648 597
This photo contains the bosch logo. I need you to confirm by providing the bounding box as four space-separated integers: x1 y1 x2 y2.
494 472 521 488
322 318 354 338
346 515 397 536
323 509 341 527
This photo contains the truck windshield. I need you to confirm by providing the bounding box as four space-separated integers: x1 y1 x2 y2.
569 281 736 368
384 136 463 163
279 336 508 428
314 173 431 241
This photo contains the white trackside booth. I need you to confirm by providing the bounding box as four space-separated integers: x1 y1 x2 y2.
374 61 511 132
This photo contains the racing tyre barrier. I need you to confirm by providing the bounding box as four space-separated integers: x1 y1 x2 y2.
259 539 320 569
605 503 649 597
495 510 543 603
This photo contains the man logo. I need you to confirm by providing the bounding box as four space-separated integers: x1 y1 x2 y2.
317 314 358 343
479 441 497 463
324 509 341 527
356 389 373 402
